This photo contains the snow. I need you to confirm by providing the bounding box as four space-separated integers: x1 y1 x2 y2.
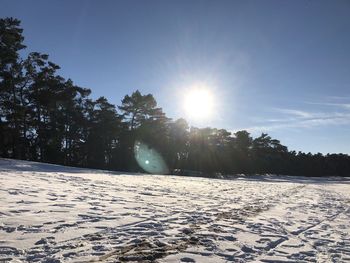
0 158 350 262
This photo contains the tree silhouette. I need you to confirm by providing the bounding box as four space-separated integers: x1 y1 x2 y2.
0 18 26 158
118 90 165 130
1 17 350 177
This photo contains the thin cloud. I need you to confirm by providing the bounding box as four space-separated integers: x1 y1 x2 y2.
243 106 350 133
325 95 350 101
273 108 314 118
305 102 350 110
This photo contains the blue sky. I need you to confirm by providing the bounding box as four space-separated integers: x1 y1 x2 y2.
1 0 350 154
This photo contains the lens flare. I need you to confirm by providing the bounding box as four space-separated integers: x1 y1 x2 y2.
134 141 169 174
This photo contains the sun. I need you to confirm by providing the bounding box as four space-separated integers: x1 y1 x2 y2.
184 87 214 120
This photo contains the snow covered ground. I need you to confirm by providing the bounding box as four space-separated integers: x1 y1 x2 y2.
1 158 350 262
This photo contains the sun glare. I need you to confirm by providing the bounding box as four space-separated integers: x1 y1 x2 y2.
184 87 214 121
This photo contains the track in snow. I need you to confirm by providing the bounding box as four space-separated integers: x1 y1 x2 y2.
1 159 350 262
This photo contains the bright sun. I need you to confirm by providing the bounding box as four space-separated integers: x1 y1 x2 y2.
184 87 214 120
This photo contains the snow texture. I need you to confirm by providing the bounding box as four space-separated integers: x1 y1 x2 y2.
1 158 350 262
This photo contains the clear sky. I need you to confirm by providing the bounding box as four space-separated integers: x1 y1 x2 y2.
1 0 350 154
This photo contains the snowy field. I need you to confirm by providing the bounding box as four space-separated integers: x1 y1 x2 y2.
1 159 350 262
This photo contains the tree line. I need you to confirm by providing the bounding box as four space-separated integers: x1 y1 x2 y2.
1 17 349 177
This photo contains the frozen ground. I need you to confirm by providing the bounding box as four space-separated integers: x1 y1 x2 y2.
1 159 350 263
